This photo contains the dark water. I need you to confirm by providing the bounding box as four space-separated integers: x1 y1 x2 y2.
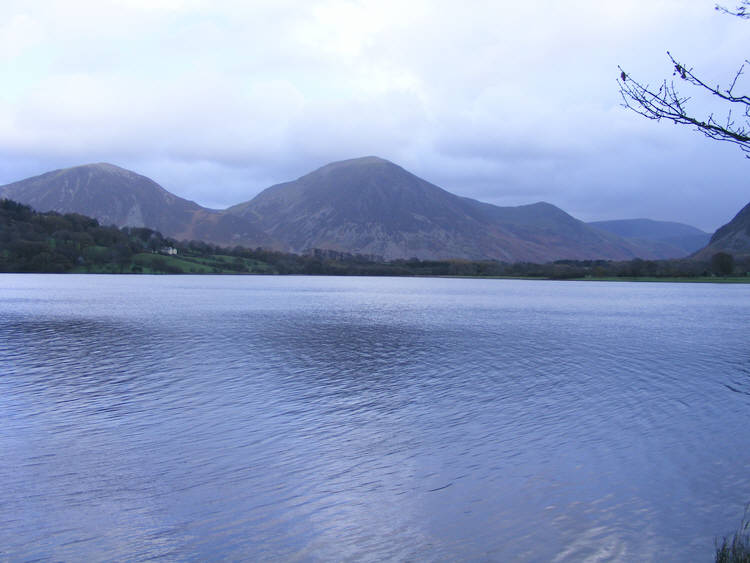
1 275 749 561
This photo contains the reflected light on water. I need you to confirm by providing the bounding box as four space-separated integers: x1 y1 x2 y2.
1 274 749 561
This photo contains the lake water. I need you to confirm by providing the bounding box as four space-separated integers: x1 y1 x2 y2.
1 274 749 561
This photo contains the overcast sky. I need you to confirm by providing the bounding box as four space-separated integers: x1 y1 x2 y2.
1 0 748 231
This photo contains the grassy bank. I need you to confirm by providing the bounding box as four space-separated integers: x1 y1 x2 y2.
570 276 750 284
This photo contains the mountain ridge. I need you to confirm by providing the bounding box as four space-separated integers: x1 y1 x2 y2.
0 156 723 262
588 218 711 258
228 157 660 261
693 202 750 259
0 163 278 249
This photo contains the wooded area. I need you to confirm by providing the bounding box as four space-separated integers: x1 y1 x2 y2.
1 199 747 280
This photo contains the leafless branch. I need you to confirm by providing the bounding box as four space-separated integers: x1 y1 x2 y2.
716 1 750 18
668 52 750 105
618 54 750 157
619 2 750 158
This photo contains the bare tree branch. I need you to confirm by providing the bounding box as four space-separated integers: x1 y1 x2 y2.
716 1 750 18
618 6 750 158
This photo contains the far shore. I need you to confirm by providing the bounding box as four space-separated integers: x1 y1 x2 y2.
4 271 750 284
438 275 750 284
569 276 750 284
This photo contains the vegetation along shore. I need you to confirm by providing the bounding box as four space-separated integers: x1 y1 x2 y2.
2 199 748 282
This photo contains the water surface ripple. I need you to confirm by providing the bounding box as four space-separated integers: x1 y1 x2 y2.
1 275 749 561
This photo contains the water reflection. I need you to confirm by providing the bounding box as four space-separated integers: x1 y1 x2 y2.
1 275 749 561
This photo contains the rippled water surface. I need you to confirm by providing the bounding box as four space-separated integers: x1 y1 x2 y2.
1 274 749 561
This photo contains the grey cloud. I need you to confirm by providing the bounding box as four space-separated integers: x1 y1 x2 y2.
0 0 748 233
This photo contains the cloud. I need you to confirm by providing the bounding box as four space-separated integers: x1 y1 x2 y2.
0 0 748 231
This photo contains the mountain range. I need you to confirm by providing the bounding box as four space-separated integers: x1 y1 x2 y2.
0 156 739 262
587 218 711 259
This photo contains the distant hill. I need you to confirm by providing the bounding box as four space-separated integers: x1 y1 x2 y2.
588 218 710 258
0 163 277 249
2 156 685 262
228 156 650 262
693 202 750 259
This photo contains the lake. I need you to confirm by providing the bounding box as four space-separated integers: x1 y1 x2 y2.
1 274 749 561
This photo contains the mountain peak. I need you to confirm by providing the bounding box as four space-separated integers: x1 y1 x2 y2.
228 158 654 261
0 161 276 249
4 157 698 262
62 162 140 178
0 161 200 231
84 162 128 171
327 155 391 166
313 156 397 175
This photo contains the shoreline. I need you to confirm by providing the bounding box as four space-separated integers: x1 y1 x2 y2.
3 271 749 284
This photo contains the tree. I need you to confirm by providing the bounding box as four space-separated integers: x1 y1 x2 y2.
114 244 133 273
711 251 735 275
618 2 750 157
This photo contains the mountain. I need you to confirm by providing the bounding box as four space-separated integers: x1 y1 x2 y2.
587 218 711 258
693 201 750 259
3 157 690 262
228 156 652 262
0 163 276 248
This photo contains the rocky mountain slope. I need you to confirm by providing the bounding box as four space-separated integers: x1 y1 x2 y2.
0 163 277 249
588 218 711 258
228 157 653 261
1 157 708 262
693 201 750 259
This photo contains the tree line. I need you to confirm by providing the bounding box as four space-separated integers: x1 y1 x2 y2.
1 198 747 278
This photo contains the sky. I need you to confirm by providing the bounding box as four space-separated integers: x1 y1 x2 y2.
0 0 748 232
